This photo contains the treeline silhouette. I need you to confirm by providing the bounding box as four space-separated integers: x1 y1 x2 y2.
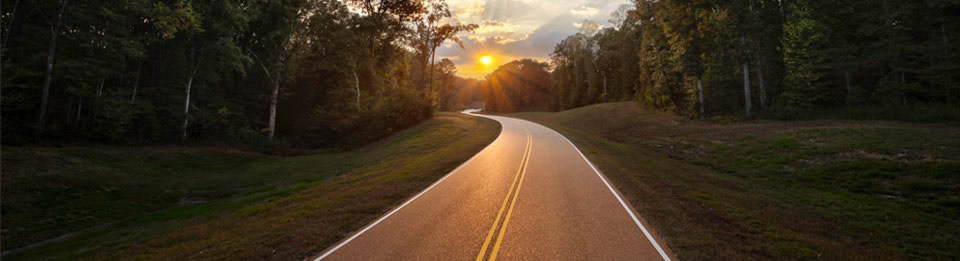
479 0 959 119
1 0 475 149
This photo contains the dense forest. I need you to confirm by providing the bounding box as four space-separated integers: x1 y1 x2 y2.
482 0 960 120
1 0 475 148
3 0 958 148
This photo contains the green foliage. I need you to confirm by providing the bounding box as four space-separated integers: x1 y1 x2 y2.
541 0 959 120
150 0 202 39
1 0 443 147
781 2 831 108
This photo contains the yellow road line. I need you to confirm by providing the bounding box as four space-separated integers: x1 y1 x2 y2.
476 128 532 261
488 128 533 261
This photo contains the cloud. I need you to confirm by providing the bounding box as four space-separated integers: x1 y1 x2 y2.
569 6 599 16
440 0 628 78
573 20 602 33
482 20 504 26
437 56 460 61
481 0 542 21
468 21 536 44
454 1 486 19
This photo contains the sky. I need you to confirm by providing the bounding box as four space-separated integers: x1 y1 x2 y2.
436 0 632 79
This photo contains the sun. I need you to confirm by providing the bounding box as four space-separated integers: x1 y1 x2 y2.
480 55 492 65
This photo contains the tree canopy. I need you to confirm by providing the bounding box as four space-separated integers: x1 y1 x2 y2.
1 0 477 148
545 0 959 119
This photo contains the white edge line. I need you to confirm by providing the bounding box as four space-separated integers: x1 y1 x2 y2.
313 113 503 261
540 124 672 261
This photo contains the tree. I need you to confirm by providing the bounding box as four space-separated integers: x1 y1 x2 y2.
435 58 459 109
35 0 70 137
427 22 476 96
1 0 451 146
246 0 308 140
344 0 425 55
410 0 476 108
163 0 249 141
781 1 831 108
660 0 711 117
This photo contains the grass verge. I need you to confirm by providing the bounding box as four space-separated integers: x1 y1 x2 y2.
1 112 500 260
505 102 959 260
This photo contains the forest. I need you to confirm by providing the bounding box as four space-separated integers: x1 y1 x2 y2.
1 0 476 148
481 0 960 121
2 0 958 148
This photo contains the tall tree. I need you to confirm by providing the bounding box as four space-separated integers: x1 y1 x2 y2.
246 0 308 140
35 0 69 137
164 0 249 141
781 1 830 108
427 22 476 98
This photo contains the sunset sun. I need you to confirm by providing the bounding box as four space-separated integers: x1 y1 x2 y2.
480 55 492 65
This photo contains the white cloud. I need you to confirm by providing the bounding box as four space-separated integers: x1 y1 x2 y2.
574 21 602 32
569 6 599 16
438 56 460 61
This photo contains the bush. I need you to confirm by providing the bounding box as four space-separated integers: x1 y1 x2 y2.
301 86 433 148
760 103 960 122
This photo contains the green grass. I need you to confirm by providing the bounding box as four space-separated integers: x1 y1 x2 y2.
505 102 959 260
1 112 500 260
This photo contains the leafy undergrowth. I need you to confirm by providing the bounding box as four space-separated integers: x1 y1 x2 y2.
506 102 959 260
1 112 500 260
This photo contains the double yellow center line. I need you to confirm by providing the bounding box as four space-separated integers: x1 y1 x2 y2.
476 127 533 261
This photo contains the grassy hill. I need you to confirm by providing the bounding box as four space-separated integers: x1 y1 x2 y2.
506 102 959 260
1 112 500 260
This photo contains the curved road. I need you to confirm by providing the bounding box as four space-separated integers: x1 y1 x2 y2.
312 112 673 261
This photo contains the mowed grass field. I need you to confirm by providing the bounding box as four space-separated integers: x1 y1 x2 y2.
0 112 500 260
506 102 959 260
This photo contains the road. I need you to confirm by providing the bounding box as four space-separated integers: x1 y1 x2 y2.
312 112 673 260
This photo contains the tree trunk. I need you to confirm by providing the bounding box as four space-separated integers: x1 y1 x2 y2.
75 97 82 127
743 60 752 116
421 24 432 90
131 60 142 104
182 69 196 141
36 0 69 136
573 63 580 106
741 34 752 116
354 68 361 110
752 37 767 110
698 77 704 120
845 70 852 100
268 70 280 140
900 71 906 106
429 45 437 94
585 61 596 102
602 70 608 96
93 77 104 125
420 52 428 90
66 95 74 125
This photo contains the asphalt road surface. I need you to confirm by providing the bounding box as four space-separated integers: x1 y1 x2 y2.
312 112 673 261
